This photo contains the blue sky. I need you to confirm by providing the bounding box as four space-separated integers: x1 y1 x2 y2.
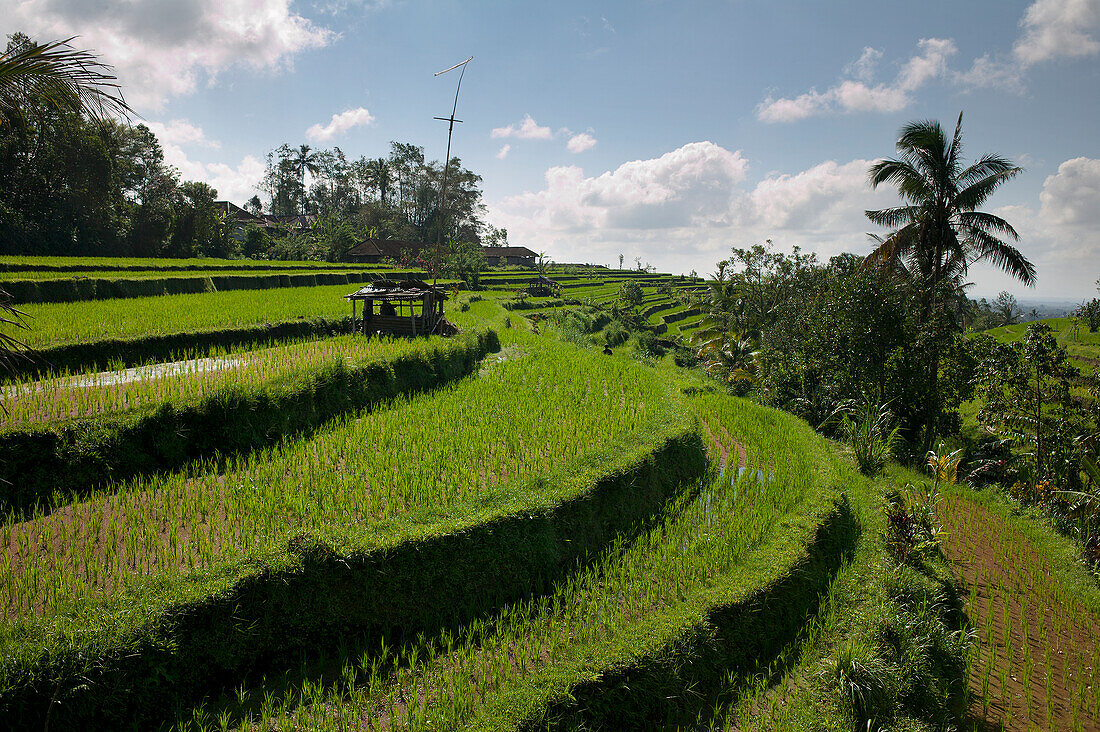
5 0 1099 299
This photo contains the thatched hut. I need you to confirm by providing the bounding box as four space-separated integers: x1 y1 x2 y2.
345 280 456 336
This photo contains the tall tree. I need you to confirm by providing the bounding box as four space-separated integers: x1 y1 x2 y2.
290 144 320 194
864 112 1034 449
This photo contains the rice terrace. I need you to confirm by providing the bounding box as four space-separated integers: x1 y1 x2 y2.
2 3 1100 731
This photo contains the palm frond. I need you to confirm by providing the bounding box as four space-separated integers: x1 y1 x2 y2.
954 168 1023 211
865 205 922 229
968 230 1036 286
957 210 1020 241
0 36 133 129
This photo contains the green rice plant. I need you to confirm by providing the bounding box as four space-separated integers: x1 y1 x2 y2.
175 388 837 732
0 335 672 619
822 642 892 722
1 333 442 428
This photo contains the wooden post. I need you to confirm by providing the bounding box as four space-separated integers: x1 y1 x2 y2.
351 299 357 335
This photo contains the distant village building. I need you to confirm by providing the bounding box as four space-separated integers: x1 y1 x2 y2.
215 201 317 240
482 246 537 267
344 239 432 264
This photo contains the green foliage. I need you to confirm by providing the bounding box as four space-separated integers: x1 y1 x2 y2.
864 112 1033 451
441 238 487 289
841 400 901 476
1078 297 1100 333
633 330 666 359
974 322 1087 488
604 319 629 347
993 290 1022 326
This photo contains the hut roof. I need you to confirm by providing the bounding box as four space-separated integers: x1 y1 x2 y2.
344 279 448 301
345 239 429 260
483 246 538 258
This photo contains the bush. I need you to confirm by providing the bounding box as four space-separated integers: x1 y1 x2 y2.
604 320 629 347
633 331 666 359
841 401 900 476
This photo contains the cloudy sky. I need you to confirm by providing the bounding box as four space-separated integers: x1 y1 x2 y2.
4 0 1099 299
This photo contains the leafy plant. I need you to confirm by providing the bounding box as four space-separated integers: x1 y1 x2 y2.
840 400 900 475
822 643 892 721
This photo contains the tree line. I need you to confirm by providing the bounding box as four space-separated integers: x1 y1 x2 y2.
0 32 496 262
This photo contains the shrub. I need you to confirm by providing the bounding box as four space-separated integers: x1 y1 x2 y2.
841 401 900 476
633 331 665 359
604 320 629 347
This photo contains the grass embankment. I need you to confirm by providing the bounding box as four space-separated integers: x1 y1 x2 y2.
940 486 1100 730
689 464 971 731
0 269 443 305
173 387 860 731
0 329 498 516
0 255 389 271
0 352 704 730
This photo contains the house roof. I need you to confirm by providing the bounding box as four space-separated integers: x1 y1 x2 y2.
483 246 538 257
346 239 431 260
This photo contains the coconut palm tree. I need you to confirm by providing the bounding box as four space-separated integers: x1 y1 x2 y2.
864 111 1035 449
864 112 1034 304
360 157 392 205
0 35 132 130
289 144 321 205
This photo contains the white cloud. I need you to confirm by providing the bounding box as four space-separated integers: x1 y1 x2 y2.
757 38 956 122
567 133 597 153
1037 157 1100 227
1014 0 1100 66
160 143 265 206
491 114 554 140
496 144 511 159
201 156 267 206
953 55 1025 93
487 142 910 273
144 119 220 148
488 144 1100 297
142 120 263 205
305 107 374 142
3 0 335 110
844 47 883 83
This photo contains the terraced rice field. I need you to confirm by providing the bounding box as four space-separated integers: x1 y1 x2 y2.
10 284 363 347
169 391 829 731
1 334 448 428
0 339 668 619
942 491 1100 730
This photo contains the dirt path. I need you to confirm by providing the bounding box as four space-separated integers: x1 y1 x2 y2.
940 493 1100 731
